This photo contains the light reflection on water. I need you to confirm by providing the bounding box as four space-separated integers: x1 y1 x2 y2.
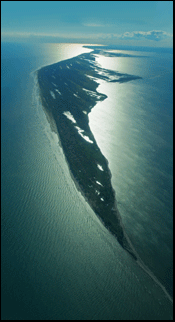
1 43 173 319
28 43 93 72
43 43 92 63
89 52 173 296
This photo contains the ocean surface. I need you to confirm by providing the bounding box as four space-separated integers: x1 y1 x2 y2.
1 42 173 320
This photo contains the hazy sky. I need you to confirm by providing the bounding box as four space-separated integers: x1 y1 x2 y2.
1 1 173 47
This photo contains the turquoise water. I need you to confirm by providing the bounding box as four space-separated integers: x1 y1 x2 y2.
1 42 173 320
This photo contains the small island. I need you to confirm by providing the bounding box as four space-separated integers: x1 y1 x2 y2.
37 49 142 260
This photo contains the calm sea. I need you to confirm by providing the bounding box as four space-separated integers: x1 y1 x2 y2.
1 42 173 320
89 49 173 296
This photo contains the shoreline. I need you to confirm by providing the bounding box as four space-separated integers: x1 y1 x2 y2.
37 49 173 304
39 83 173 305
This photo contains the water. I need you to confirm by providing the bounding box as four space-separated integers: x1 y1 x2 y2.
89 50 173 296
1 42 173 320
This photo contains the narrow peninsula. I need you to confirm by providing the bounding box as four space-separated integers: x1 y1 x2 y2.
37 49 141 260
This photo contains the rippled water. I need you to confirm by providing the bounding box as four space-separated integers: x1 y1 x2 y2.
1 42 173 320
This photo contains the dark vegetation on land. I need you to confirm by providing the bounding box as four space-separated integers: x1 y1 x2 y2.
37 50 142 260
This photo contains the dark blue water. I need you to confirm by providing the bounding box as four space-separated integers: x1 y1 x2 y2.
1 42 173 320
